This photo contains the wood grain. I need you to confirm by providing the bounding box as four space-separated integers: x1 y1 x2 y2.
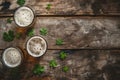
0 17 120 49
0 0 120 16
0 50 120 80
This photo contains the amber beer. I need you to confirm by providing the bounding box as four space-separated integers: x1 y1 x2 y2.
14 6 35 34
2 47 23 68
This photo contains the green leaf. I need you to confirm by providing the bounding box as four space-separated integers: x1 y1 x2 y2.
46 4 52 10
33 64 45 75
3 30 15 42
56 39 63 45
17 0 25 6
62 66 69 72
59 51 67 60
40 28 47 36
7 18 12 23
27 28 34 37
9 30 14 37
49 60 57 68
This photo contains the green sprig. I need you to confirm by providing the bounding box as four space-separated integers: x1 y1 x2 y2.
27 28 34 37
17 0 25 6
33 64 45 75
59 51 67 60
40 28 48 36
7 18 12 24
49 60 58 68
56 39 63 45
62 66 69 72
3 30 15 42
46 4 52 10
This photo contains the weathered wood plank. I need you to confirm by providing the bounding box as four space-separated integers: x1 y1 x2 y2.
0 50 120 80
0 17 120 49
0 0 120 16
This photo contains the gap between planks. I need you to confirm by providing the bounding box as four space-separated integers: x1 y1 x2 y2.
0 14 120 18
0 48 120 51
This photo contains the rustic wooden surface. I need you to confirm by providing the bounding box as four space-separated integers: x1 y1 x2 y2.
0 0 120 16
0 50 120 80
0 17 120 49
0 0 120 80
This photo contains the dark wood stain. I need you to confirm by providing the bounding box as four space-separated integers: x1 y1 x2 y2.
0 1 11 11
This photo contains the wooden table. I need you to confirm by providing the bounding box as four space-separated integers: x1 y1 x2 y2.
0 0 120 80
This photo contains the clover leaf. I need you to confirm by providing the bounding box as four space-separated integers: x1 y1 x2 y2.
17 0 25 6
62 66 69 72
56 39 63 45
27 28 34 37
46 4 52 10
40 28 47 36
59 51 67 60
33 64 45 75
49 60 57 68
3 30 15 42
7 18 12 24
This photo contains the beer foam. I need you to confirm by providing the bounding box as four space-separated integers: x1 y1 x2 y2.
27 36 47 57
3 47 22 68
14 7 34 27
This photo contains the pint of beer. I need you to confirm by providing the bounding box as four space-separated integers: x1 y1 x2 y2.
14 6 35 34
26 36 47 57
2 47 23 68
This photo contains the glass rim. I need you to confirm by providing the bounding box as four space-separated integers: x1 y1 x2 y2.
1 47 24 68
14 6 36 28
